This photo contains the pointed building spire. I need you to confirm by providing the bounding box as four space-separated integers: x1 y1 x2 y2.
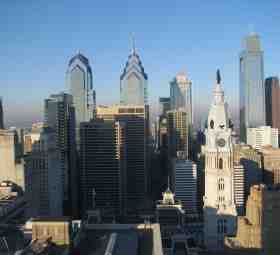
130 33 136 55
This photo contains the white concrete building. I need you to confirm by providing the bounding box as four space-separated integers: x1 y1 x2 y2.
247 126 279 150
203 71 237 251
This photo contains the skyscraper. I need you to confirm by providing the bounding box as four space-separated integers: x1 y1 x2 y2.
167 109 188 159
25 128 63 217
67 52 96 147
0 129 25 188
0 98 4 129
239 33 265 142
159 97 171 116
97 105 148 212
80 119 126 216
172 158 197 213
44 92 77 216
203 71 237 250
170 73 192 126
120 43 148 105
265 77 280 132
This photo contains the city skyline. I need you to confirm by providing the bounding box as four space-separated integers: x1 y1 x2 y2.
1 1 280 127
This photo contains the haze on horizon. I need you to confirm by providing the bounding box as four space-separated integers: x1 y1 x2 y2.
1 1 279 128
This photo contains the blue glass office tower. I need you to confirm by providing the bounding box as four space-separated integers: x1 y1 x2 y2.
67 52 96 147
120 45 148 105
239 33 265 142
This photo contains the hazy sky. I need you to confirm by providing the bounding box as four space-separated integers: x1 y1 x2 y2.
1 0 280 127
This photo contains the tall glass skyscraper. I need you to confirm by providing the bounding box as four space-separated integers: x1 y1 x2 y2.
170 73 193 126
0 98 4 129
239 33 265 142
120 46 148 105
67 52 96 147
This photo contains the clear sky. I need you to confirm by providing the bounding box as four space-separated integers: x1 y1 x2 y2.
1 0 280 127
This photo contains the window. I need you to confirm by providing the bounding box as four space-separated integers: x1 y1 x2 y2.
218 178 225 191
219 158 223 169
210 120 214 129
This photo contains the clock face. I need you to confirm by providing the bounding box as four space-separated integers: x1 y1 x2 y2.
217 138 226 147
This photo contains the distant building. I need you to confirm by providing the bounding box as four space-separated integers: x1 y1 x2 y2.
67 52 96 148
159 97 171 116
24 124 42 154
97 105 149 212
44 92 77 217
80 119 126 216
120 43 148 105
0 98 4 129
25 128 63 217
167 109 189 159
265 77 280 139
225 184 280 255
170 73 192 126
260 146 280 185
0 129 25 189
172 157 197 213
239 33 265 142
247 126 278 150
234 144 263 199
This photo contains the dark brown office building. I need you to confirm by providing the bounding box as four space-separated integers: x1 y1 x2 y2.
265 77 280 130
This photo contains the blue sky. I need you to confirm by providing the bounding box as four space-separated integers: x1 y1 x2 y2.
1 0 280 127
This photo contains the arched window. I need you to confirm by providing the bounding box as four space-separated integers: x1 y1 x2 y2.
210 120 214 129
219 158 223 169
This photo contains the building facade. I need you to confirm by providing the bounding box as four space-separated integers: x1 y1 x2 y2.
25 128 63 217
170 73 192 127
167 109 189 159
44 92 77 216
172 158 197 213
203 72 237 250
97 105 149 212
247 126 279 150
67 52 96 147
239 33 265 142
120 46 148 105
260 146 280 185
265 77 280 133
234 144 263 200
233 164 245 215
0 98 4 129
80 119 126 216
225 184 280 255
0 129 25 189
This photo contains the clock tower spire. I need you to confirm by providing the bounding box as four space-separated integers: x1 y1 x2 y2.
203 71 237 251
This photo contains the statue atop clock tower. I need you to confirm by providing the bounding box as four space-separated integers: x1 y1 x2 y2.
203 70 237 250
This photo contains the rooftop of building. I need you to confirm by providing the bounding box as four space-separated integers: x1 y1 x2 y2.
73 223 163 255
260 145 280 155
31 216 71 223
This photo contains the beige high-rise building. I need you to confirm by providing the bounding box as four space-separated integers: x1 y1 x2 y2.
260 146 280 185
234 144 263 199
0 129 24 189
225 184 280 255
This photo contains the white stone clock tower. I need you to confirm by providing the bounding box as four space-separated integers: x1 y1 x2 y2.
203 70 237 250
